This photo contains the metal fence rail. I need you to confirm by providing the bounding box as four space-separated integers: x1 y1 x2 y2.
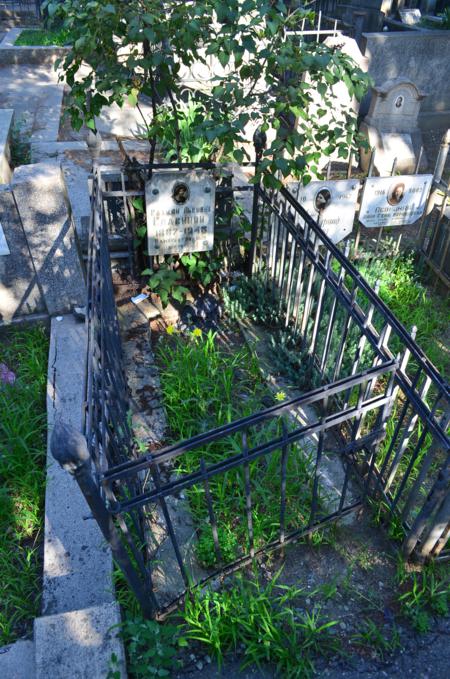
51 162 449 621
251 181 450 560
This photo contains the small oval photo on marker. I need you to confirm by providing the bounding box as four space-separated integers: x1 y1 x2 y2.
173 182 190 205
387 182 405 206
314 188 332 213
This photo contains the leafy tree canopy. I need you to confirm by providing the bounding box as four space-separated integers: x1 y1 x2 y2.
44 0 371 185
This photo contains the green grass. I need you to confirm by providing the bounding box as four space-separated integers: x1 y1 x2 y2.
355 248 449 376
0 325 48 644
182 570 339 678
156 328 321 568
14 27 72 47
396 561 449 634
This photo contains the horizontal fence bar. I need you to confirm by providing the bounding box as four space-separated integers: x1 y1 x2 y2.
111 398 392 514
278 185 449 400
257 188 449 451
156 501 362 620
102 359 397 484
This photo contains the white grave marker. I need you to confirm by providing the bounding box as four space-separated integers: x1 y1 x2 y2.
359 175 433 229
399 9 421 25
291 180 360 244
145 170 215 256
0 220 10 256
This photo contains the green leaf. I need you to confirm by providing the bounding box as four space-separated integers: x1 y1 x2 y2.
74 36 87 50
131 196 144 211
217 50 229 68
128 88 139 107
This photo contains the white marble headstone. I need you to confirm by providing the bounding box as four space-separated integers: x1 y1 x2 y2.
360 77 427 175
145 170 215 256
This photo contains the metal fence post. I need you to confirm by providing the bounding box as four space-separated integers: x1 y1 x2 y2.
417 129 450 248
51 422 156 619
247 129 267 276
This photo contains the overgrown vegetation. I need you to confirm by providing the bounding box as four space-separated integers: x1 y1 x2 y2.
396 560 449 634
15 27 72 46
182 571 339 678
156 328 321 566
355 243 449 376
108 616 186 679
0 325 48 644
44 0 370 311
223 273 356 390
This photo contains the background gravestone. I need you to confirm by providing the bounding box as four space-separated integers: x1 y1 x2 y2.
359 77 428 175
11 161 86 316
0 186 47 323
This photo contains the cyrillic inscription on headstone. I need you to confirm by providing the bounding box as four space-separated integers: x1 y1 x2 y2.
359 175 433 228
145 170 215 256
0 220 10 255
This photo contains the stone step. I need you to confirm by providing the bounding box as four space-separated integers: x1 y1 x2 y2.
0 639 35 679
34 603 125 679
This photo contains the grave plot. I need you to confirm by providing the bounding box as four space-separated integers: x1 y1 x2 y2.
51 162 449 674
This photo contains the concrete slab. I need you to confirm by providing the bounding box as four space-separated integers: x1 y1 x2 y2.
34 603 125 679
43 315 115 615
0 640 35 679
0 28 70 66
0 26 21 46
61 158 92 240
12 161 86 315
31 141 89 161
0 62 63 141
0 107 13 183
0 186 47 323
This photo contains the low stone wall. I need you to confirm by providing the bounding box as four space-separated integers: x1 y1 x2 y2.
0 27 70 65
361 30 450 128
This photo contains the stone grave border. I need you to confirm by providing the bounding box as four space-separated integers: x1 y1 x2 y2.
0 26 70 65
0 108 13 183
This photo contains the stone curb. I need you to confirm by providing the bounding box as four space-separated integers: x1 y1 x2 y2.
0 108 14 184
34 603 126 679
0 27 70 65
38 315 126 677
0 640 35 679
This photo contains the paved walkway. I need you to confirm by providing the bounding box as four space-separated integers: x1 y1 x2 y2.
0 62 63 141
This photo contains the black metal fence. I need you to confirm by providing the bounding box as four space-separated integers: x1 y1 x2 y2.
0 0 40 15
250 182 449 560
52 161 449 620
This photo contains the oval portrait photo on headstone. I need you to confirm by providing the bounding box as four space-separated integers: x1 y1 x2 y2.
314 188 332 213
172 182 190 205
387 182 405 206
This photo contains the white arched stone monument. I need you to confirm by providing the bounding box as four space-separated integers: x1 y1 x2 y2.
359 77 428 175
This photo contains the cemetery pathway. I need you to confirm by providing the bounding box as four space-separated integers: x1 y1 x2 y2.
0 62 63 142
